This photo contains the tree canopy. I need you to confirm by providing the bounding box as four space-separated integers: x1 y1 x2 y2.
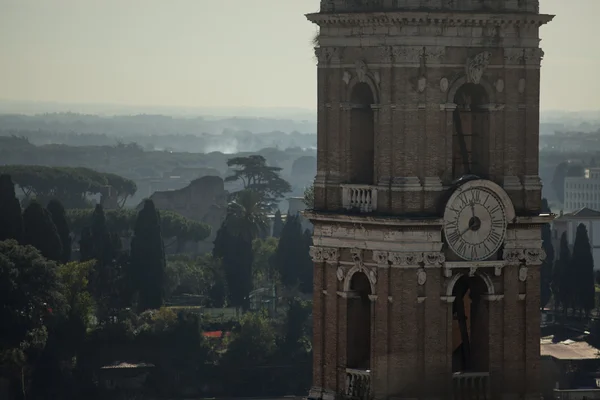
0 165 137 208
0 174 23 242
0 240 66 393
130 200 167 311
66 207 211 243
224 189 269 242
47 199 72 264
225 155 291 209
572 223 595 315
272 214 313 293
23 202 63 263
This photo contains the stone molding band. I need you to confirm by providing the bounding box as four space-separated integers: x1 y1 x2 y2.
311 246 545 265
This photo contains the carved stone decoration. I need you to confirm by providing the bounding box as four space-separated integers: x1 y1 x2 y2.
388 252 424 266
518 78 526 94
466 51 492 85
425 47 446 64
417 76 427 93
496 79 505 93
336 267 345 282
469 267 477 277
417 269 427 286
524 248 547 265
372 251 389 265
392 46 423 64
495 266 503 276
503 248 547 266
504 48 524 65
423 252 445 267
355 60 368 83
341 262 378 294
351 248 363 265
503 249 523 264
523 48 545 65
372 71 381 86
309 246 340 263
342 71 351 85
315 47 339 64
369 268 377 285
518 266 528 282
440 77 449 93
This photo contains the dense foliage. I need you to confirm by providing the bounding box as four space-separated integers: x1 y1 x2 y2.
0 165 136 208
0 165 313 399
66 207 211 244
130 200 167 311
0 174 23 242
225 155 292 210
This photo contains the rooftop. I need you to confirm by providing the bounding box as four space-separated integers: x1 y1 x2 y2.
557 207 600 220
541 336 599 360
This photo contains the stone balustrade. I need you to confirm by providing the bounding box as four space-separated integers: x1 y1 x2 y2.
345 368 371 400
453 372 490 400
341 185 377 212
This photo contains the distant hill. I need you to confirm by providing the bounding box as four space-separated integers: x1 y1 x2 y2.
0 99 316 121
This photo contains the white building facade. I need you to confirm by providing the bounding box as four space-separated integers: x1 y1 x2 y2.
564 168 600 212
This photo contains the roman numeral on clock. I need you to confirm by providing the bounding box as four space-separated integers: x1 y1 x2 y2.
447 228 460 245
489 230 502 245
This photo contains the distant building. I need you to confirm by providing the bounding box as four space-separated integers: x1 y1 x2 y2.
144 175 228 253
564 168 600 212
552 207 600 270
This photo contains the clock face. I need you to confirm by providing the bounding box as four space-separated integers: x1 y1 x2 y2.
443 186 507 261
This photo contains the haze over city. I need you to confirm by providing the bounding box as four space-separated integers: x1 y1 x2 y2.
0 0 599 114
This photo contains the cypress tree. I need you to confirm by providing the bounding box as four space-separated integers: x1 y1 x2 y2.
213 225 253 311
90 205 114 267
272 210 284 238
554 232 572 315
0 174 23 242
79 227 94 262
571 223 595 316
130 199 166 311
47 199 72 263
274 214 313 292
23 201 63 262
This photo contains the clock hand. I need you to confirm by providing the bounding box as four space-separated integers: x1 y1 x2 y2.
460 219 474 235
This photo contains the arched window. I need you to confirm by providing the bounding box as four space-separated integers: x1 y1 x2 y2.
347 272 372 369
453 83 490 179
451 274 490 373
349 83 375 185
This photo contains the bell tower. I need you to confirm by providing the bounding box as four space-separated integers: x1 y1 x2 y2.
306 1 553 400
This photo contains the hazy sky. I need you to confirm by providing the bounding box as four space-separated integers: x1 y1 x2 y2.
0 0 597 112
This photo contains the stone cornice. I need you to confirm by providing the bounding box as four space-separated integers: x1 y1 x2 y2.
307 12 554 28
304 210 443 227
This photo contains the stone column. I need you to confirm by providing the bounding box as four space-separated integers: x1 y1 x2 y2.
442 103 456 181
372 104 381 185
371 251 389 400
336 291 349 394
484 292 505 400
387 252 421 396
422 252 446 398
523 248 545 400
308 246 340 400
441 294 455 398
339 103 352 183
